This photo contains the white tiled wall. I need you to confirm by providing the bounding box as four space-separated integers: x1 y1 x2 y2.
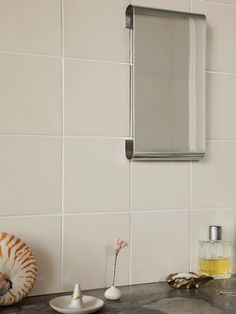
63 213 130 290
64 59 129 136
0 0 236 296
0 0 61 55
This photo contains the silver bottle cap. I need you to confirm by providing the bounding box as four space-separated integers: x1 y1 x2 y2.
209 225 222 241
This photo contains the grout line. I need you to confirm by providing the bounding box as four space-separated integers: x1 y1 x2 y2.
128 10 133 286
9 133 236 142
206 70 236 76
0 213 62 219
0 49 61 59
0 212 128 219
0 208 234 219
190 207 235 211
61 136 65 292
130 209 190 214
64 56 131 66
189 9 192 282
0 50 131 65
129 27 133 138
206 139 236 143
0 133 131 140
61 66 65 134
61 0 65 58
64 211 130 216
64 135 131 140
129 161 132 285
61 0 65 293
0 133 61 138
193 0 236 8
189 161 192 271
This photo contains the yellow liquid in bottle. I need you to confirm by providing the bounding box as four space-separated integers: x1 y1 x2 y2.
198 258 231 278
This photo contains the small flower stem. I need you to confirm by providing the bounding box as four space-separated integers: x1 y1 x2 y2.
112 251 119 286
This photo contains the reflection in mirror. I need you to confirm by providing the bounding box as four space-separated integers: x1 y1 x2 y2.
126 6 206 161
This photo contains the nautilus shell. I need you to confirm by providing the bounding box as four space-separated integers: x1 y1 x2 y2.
0 232 38 306
166 272 213 289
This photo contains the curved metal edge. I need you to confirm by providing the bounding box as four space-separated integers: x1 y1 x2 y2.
131 153 205 161
126 5 134 29
125 4 206 21
125 138 205 161
125 140 134 160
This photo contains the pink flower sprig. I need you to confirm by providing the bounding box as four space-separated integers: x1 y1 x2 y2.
112 239 128 287
115 239 128 253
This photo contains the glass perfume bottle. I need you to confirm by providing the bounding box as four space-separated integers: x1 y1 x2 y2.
198 226 231 279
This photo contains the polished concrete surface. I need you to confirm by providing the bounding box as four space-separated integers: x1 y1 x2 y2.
1 277 236 313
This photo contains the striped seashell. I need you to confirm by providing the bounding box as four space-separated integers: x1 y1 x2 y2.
0 232 38 306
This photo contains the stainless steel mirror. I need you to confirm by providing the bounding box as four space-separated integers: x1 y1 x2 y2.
126 6 206 161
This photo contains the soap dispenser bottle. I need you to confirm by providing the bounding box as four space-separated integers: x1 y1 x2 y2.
198 225 231 279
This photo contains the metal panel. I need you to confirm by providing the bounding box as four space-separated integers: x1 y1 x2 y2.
126 5 206 161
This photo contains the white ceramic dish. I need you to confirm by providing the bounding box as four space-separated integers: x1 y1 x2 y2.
50 295 104 314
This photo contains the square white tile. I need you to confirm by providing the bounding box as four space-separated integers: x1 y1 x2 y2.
0 0 61 55
206 73 236 140
131 211 189 283
64 138 129 213
130 0 190 11
193 1 236 72
63 213 129 290
64 0 129 62
190 209 236 274
131 162 190 210
192 142 236 209
64 59 129 136
0 136 61 215
0 216 61 295
0 53 61 134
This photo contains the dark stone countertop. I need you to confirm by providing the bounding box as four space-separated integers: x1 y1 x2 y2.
2 277 236 314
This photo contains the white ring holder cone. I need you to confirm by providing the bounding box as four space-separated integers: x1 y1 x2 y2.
49 284 104 314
